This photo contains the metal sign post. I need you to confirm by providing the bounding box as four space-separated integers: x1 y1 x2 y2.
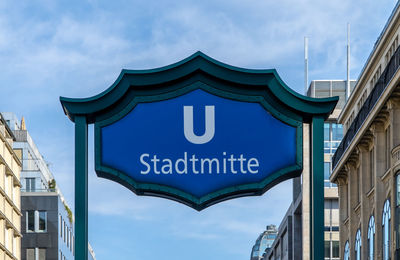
75 116 88 260
61 51 337 259
311 116 324 260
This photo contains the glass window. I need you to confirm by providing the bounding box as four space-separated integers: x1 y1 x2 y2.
27 211 35 232
332 124 343 141
324 142 331 154
324 241 330 258
368 215 375 260
386 127 390 169
382 199 391 260
332 241 339 258
39 248 46 260
370 148 374 189
27 248 35 260
38 211 46 232
357 167 361 203
4 174 8 195
4 228 8 249
25 178 35 192
27 210 47 232
324 162 330 180
344 240 350 260
355 229 361 260
324 123 330 141
397 175 400 207
13 236 16 255
59 215 62 236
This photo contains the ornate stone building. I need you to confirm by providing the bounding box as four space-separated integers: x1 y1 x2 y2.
331 2 400 259
0 114 21 260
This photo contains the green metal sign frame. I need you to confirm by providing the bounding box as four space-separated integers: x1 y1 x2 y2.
94 81 304 211
60 51 337 260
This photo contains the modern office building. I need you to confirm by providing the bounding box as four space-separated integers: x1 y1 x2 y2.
0 114 21 260
2 112 75 260
250 225 278 260
2 113 97 260
262 198 302 260
264 79 355 260
331 2 400 259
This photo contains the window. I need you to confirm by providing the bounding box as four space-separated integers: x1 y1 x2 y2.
26 210 47 233
368 215 375 260
370 148 374 189
344 183 349 219
386 126 390 170
25 178 35 192
324 162 332 187
38 248 46 260
27 248 46 260
27 211 35 232
13 236 16 255
382 199 391 260
59 215 62 236
332 241 339 258
344 240 350 260
397 175 400 207
324 123 343 155
324 241 330 258
27 248 35 260
38 211 46 232
4 228 8 249
355 229 361 260
4 174 8 195
357 167 361 203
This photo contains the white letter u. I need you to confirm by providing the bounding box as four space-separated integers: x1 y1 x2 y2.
183 105 215 144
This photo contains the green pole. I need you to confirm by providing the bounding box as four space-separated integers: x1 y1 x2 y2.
311 116 324 260
75 116 88 260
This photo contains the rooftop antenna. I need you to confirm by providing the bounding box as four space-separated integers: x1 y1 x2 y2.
346 23 351 100
304 37 309 95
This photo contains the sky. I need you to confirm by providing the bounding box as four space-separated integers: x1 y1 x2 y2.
0 0 398 259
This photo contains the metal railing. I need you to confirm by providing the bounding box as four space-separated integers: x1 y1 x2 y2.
21 188 56 193
332 44 400 169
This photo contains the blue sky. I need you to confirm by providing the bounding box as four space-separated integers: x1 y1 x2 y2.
0 0 398 259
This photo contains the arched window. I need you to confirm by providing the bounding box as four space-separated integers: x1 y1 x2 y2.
355 229 361 260
344 240 350 260
368 215 375 260
382 199 391 260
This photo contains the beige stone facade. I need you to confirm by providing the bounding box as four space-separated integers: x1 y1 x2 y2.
331 3 400 259
0 116 21 260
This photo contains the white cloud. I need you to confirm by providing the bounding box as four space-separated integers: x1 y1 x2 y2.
0 0 398 259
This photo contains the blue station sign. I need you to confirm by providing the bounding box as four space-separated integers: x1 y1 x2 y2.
60 52 338 260
61 52 338 210
99 88 299 199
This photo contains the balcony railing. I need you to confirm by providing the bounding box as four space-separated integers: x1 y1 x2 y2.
21 188 56 193
332 44 400 169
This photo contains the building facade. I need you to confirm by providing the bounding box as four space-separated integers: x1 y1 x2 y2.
251 225 278 260
0 114 21 260
264 79 354 260
309 80 355 260
331 2 400 259
2 113 74 260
